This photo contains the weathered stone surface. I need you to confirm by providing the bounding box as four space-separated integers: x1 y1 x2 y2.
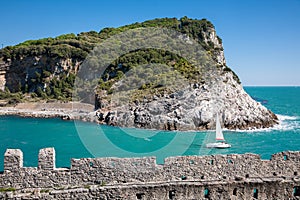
2 56 81 93
0 60 8 91
4 149 23 172
38 148 55 170
0 178 299 199
97 74 278 131
0 148 300 199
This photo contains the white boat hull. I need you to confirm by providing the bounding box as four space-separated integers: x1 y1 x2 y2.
206 142 231 149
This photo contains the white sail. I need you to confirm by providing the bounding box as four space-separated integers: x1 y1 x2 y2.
205 113 231 148
215 113 224 141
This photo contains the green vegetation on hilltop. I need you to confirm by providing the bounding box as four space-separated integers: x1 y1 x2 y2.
85 48 198 102
0 33 94 60
0 17 216 61
0 17 239 104
95 48 203 98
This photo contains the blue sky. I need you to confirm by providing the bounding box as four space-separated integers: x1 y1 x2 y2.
1 0 300 86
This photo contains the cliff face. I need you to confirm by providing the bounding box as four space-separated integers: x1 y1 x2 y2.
0 17 278 130
96 70 277 130
0 56 80 93
0 60 7 91
92 22 278 130
201 27 225 65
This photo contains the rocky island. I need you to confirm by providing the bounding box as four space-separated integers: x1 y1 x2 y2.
0 17 278 130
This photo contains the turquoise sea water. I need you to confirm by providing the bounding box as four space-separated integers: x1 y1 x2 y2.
0 87 300 170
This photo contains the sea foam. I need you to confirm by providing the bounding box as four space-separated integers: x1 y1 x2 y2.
229 114 299 133
276 114 298 121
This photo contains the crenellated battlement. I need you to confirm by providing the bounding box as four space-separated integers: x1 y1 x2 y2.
4 149 23 172
38 147 56 170
1 148 300 199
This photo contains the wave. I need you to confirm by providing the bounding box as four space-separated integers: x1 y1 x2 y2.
273 114 299 132
143 137 152 141
276 114 298 121
229 114 299 133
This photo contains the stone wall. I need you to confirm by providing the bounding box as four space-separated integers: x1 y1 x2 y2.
0 148 300 199
38 148 56 170
1 180 299 200
3 149 23 172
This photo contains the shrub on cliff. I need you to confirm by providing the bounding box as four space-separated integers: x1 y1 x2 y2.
0 17 239 102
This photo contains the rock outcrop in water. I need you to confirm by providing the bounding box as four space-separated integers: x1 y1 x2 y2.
0 17 278 130
91 19 278 130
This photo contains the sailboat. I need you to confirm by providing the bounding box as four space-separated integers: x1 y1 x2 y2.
206 113 231 148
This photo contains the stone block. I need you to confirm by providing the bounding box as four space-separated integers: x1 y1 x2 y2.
4 149 23 172
38 147 56 170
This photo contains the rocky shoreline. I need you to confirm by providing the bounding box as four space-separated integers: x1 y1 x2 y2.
0 102 98 122
0 87 279 131
96 72 279 131
0 17 279 131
